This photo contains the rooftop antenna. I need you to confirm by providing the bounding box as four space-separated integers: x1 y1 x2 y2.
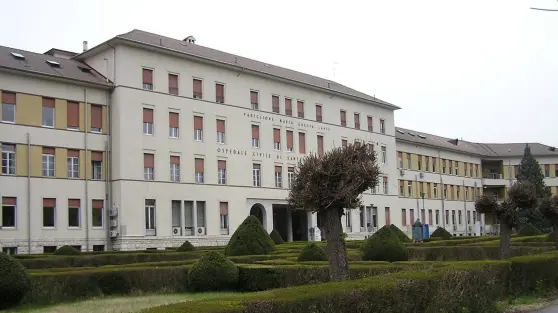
332 61 339 79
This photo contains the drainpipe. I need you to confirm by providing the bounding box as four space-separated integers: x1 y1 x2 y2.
84 88 90 252
26 133 31 253
106 89 113 251
438 150 446 229
462 179 467 235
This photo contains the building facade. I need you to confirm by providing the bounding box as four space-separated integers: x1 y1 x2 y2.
0 30 557 253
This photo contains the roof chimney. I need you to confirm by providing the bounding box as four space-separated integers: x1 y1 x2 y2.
83 41 88 52
183 36 196 44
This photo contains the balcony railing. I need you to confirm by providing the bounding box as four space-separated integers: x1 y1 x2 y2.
484 173 503 179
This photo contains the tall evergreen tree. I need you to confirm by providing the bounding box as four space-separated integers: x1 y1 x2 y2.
516 144 551 230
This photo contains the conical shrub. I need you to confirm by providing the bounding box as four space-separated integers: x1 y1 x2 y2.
298 243 328 261
389 224 411 242
188 251 239 291
270 229 284 245
225 215 276 256
177 240 195 252
517 223 542 237
0 252 31 309
53 245 81 256
362 225 408 262
430 227 452 239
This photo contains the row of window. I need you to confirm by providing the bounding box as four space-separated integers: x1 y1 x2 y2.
397 151 481 178
1 245 106 255
1 144 104 179
1 91 103 132
400 208 479 227
141 69 387 133
0 197 104 228
398 180 482 201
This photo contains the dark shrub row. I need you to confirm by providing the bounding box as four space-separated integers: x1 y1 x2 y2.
142 253 558 313
407 246 552 261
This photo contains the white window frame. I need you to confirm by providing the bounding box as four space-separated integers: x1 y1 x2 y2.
194 129 203 141
169 126 179 138
383 177 388 195
92 161 102 180
92 204 104 228
1 145 16 175
273 141 281 151
288 169 295 188
380 119 385 134
68 205 80 228
42 106 55 128
1 103 15 123
1 204 16 228
144 167 154 180
218 168 227 185
170 163 180 182
381 146 387 164
275 170 282 188
220 213 229 231
67 156 79 178
195 172 204 184
143 122 153 135
145 201 156 236
217 131 225 144
407 182 412 198
42 154 55 177
433 185 438 199
253 166 261 187
252 138 259 148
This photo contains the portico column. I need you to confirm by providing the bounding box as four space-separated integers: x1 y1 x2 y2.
287 210 293 242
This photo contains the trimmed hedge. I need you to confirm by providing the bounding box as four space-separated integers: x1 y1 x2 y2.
407 246 552 261
270 229 285 245
362 225 408 262
177 240 195 252
53 245 81 256
188 251 238 291
297 243 328 262
225 215 276 256
517 223 543 237
0 252 31 309
430 227 452 239
389 224 411 243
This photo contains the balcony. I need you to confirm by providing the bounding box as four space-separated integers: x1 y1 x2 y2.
481 160 508 186
482 173 508 186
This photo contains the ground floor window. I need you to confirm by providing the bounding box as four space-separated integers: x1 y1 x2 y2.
43 246 57 253
145 199 156 236
2 247 17 254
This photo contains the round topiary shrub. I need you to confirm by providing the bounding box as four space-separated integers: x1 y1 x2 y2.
389 224 411 243
362 225 408 262
0 252 31 309
517 223 542 237
225 215 276 256
188 251 239 291
270 229 284 245
98 272 131 295
177 240 195 252
53 245 81 256
297 243 328 261
430 227 452 239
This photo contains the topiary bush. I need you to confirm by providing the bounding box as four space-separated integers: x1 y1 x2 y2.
97 271 131 295
53 245 81 256
389 224 411 242
297 243 328 262
270 229 284 245
362 225 408 262
430 227 452 239
0 252 32 309
188 251 239 291
517 223 542 237
177 240 195 252
225 215 276 256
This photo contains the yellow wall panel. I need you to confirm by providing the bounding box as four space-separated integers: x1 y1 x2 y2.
102 105 109 134
86 151 92 179
459 162 465 176
552 186 557 196
29 145 42 177
79 150 86 179
16 94 42 126
55 99 67 130
55 148 67 178
15 144 28 176
411 154 418 170
403 153 409 169
405 180 411 197
540 165 546 176
550 164 556 178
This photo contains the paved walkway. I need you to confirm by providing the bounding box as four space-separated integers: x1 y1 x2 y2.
532 299 558 313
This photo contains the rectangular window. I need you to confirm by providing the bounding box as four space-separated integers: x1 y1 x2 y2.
436 210 440 224
444 185 448 200
367 116 373 132
42 147 55 177
92 151 103 180
67 150 80 178
253 164 261 187
250 90 259 110
273 128 281 150
410 209 415 224
555 165 558 177
42 97 55 127
67 101 79 130
345 209 352 230
170 156 180 182
197 201 206 229
169 112 179 138
418 155 422 171
385 207 391 225
43 198 56 227
383 176 388 195
454 161 459 175
428 209 433 225
144 153 154 180
449 161 454 175
275 165 282 188
297 101 304 118
43 246 57 253
193 79 203 99
272 95 280 113
354 113 360 129
456 186 461 200
315 104 322 122
1 92 16 123
168 74 178 95
194 116 203 141
407 181 412 198
91 104 102 132
545 164 550 177
380 119 385 134
288 167 295 188
467 211 471 224
145 199 156 235
220 202 229 234
93 245 105 252
143 68 153 90
342 139 347 147
195 158 204 183
427 183 432 198
340 110 347 127
143 108 153 135
1 144 16 175
299 132 306 154
399 180 405 196
68 199 80 228
218 160 227 185
397 152 403 168
432 157 437 172
2 247 16 254
442 159 446 173
285 98 292 116
452 210 456 225
381 146 387 164
216 119 226 144
317 135 324 156
401 208 407 226
426 157 430 172
1 197 16 228
286 130 294 152
407 154 411 169
252 125 260 148
215 83 225 103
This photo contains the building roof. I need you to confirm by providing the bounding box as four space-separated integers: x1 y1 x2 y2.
44 48 78 59
77 29 399 109
0 45 111 87
395 127 558 157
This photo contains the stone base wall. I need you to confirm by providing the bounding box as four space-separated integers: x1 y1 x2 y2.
0 238 108 254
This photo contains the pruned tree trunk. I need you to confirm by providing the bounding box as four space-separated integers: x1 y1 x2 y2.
499 222 511 259
554 222 558 250
323 207 349 281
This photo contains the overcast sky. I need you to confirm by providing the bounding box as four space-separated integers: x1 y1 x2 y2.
1 0 556 146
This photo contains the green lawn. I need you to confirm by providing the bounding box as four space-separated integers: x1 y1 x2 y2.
10 292 238 313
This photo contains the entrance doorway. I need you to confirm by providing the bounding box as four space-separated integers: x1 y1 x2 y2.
291 210 308 241
272 205 309 242
250 203 266 229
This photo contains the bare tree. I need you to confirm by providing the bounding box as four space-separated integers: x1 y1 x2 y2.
475 182 537 259
539 196 558 249
287 143 380 281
